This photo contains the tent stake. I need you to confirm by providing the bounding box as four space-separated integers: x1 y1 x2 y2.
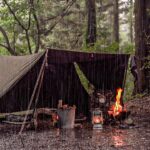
19 50 48 135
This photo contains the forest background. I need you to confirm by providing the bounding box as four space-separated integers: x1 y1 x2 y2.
0 0 149 100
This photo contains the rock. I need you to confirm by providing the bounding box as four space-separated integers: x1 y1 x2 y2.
119 124 129 129
74 123 82 129
124 118 134 125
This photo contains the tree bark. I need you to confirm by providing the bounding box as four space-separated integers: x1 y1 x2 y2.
113 0 119 43
86 0 97 47
130 0 133 43
134 0 145 93
145 0 150 93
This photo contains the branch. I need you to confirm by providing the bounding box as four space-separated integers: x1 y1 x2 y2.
3 0 27 30
25 30 32 54
0 26 17 55
41 11 74 24
43 0 76 36
27 9 32 30
30 0 40 53
4 0 33 54
98 1 126 12
71 33 82 48
0 43 9 49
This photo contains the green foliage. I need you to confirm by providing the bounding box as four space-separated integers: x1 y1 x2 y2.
144 56 150 69
0 0 135 56
0 0 138 100
0 48 10 55
74 62 90 94
121 43 135 54
103 42 119 52
82 40 119 53
123 67 134 102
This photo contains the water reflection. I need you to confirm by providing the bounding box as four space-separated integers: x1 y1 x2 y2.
60 129 75 139
92 129 104 143
55 128 134 148
112 134 125 147
90 128 126 147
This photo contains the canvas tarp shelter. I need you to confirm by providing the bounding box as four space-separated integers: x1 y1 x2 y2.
0 52 44 98
0 49 129 117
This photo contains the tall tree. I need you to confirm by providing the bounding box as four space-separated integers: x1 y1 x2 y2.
86 0 97 47
129 0 133 43
0 0 77 55
134 0 150 93
113 0 119 43
145 0 150 93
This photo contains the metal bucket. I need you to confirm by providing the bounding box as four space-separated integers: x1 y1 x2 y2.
57 107 75 129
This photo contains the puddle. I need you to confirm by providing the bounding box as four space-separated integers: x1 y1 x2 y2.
0 125 150 150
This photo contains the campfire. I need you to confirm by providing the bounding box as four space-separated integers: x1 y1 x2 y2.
91 87 131 129
105 88 131 127
108 88 125 117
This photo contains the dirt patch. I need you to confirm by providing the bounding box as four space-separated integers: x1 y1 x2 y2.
126 96 150 125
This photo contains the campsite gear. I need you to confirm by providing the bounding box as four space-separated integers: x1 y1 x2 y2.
19 50 48 134
0 52 44 98
0 49 129 115
92 109 103 129
33 108 58 129
58 99 63 108
6 114 32 122
57 106 76 129
89 90 113 115
0 49 129 133
3 114 33 126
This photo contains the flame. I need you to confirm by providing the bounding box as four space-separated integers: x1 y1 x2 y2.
93 116 103 124
94 118 101 124
109 88 123 117
114 88 123 115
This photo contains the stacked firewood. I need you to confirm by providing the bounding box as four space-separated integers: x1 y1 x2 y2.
33 108 58 129
89 89 114 111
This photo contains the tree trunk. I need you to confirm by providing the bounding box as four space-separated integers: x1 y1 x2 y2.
134 0 150 93
86 0 96 47
113 0 119 43
145 0 150 94
130 0 133 43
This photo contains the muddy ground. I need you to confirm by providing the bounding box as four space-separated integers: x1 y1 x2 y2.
0 96 150 150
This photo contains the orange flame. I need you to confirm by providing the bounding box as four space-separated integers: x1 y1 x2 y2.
93 116 103 124
109 88 123 117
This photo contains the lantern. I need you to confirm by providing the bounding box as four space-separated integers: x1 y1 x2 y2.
92 109 104 129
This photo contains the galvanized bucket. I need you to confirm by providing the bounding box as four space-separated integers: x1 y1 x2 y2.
57 107 76 129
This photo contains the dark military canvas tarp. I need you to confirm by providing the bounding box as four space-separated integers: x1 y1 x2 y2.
0 49 129 116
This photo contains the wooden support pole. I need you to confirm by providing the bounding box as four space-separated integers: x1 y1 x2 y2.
33 65 45 114
19 50 48 135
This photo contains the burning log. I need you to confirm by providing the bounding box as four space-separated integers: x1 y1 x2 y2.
107 88 127 118
108 88 123 117
106 88 131 125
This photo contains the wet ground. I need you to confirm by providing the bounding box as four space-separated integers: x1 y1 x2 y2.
0 123 150 150
0 96 150 150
